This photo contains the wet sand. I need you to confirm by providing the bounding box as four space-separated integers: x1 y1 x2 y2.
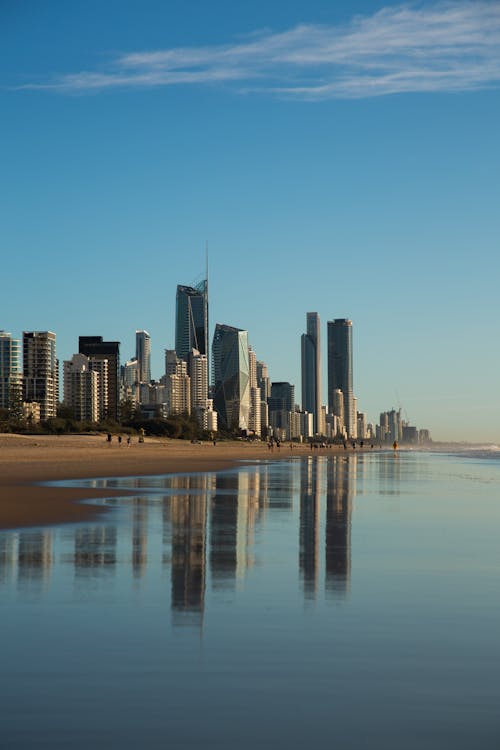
0 434 345 530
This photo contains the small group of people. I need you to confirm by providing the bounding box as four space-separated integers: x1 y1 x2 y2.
106 427 145 446
106 433 132 446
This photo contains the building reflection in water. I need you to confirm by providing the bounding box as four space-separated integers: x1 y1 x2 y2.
0 530 54 591
131 499 148 579
210 473 240 591
299 458 322 600
378 451 402 494
162 473 215 628
72 526 117 577
17 530 53 589
0 456 364 615
325 456 354 597
170 489 207 627
0 534 17 585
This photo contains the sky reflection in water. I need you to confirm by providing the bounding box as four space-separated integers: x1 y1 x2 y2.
1 452 500 749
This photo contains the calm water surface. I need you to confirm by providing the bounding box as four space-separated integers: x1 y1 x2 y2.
1 451 500 748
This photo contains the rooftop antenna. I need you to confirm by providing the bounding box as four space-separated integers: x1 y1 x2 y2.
205 240 209 287
205 240 210 387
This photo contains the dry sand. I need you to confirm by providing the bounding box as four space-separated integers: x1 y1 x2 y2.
0 433 345 531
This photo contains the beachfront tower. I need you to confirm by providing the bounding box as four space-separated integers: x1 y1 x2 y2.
327 319 355 438
135 330 151 384
23 331 58 421
212 324 250 432
175 282 209 364
79 336 120 422
301 312 321 434
0 331 22 412
63 353 100 423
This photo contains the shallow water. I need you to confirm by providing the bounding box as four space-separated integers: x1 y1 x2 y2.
1 452 500 748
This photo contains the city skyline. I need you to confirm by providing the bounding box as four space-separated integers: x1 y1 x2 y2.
2 0 500 441
0 275 484 441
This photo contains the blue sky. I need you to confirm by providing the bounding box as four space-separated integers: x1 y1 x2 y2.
2 0 500 441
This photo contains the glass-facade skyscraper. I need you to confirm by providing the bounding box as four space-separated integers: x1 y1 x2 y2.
212 324 250 431
135 330 151 384
301 312 321 434
327 319 355 437
175 282 208 363
0 331 22 411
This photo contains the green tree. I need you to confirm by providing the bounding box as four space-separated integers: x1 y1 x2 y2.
120 397 136 424
8 382 24 425
57 404 75 420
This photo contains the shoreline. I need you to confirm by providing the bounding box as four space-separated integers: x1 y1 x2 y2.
0 433 363 532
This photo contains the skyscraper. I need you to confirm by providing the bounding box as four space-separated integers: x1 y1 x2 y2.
189 348 217 431
256 360 271 402
189 349 208 410
63 353 100 422
301 312 321 434
248 347 261 437
0 331 22 411
164 350 190 415
175 281 208 364
268 381 295 436
79 336 120 421
23 331 58 420
327 319 355 437
212 324 250 431
135 330 151 384
269 381 295 413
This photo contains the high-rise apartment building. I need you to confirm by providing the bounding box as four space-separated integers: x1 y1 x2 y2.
212 324 250 431
248 347 257 390
301 312 321 434
122 358 139 402
357 411 367 440
165 349 188 377
331 388 345 435
189 349 217 432
327 319 355 437
175 281 209 367
167 373 191 415
256 360 271 402
135 330 151 384
79 336 120 421
89 358 109 420
256 360 270 432
248 347 261 436
189 349 208 409
164 349 190 415
23 331 58 420
63 354 100 422
0 331 22 411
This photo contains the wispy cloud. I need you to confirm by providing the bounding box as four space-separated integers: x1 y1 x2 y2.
19 2 500 99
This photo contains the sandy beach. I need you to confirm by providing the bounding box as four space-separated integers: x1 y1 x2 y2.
0 433 349 531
